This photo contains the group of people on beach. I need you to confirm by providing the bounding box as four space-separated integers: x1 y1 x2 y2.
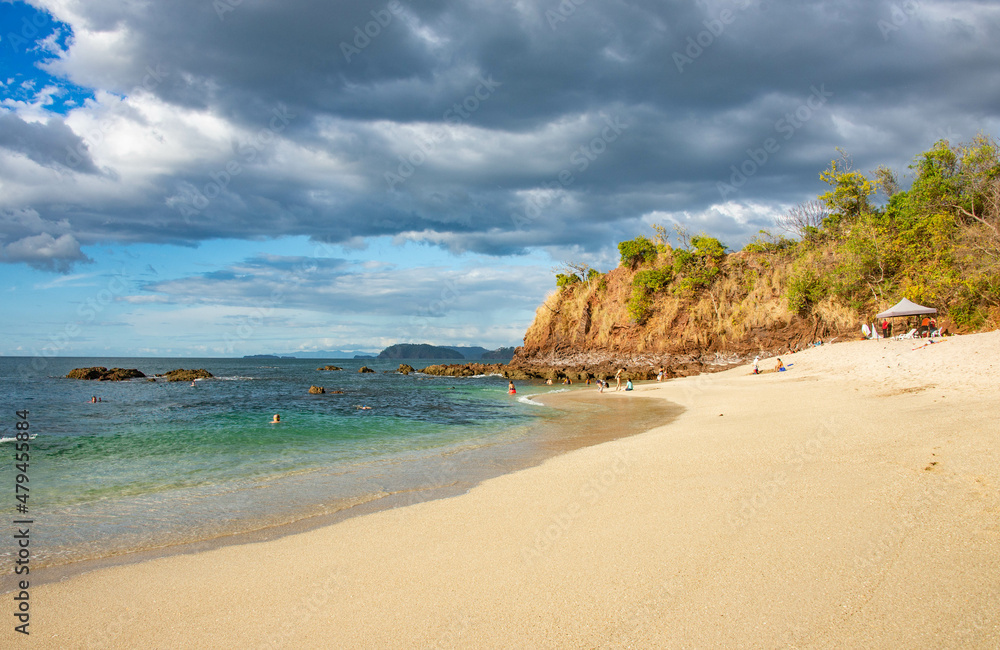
880 316 938 339
751 356 785 374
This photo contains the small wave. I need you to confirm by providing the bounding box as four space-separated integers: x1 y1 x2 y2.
517 395 545 406
214 376 256 381
0 434 37 443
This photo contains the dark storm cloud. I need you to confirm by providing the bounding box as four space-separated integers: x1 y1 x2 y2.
0 113 101 174
5 0 1000 269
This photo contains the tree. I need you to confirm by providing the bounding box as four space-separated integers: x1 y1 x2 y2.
873 164 900 199
818 149 877 227
776 200 828 239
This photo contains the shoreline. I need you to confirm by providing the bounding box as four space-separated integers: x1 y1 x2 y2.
5 333 999 647
3 387 681 594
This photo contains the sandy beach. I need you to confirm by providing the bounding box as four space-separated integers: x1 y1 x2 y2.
6 332 999 648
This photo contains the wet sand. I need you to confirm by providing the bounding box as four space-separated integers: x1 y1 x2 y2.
5 332 999 647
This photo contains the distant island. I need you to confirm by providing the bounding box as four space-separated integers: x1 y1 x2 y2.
376 344 516 361
243 354 296 359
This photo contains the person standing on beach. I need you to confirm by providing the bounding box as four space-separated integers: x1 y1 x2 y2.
615 368 624 391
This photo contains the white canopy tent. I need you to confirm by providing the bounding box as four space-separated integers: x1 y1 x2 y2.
876 298 937 319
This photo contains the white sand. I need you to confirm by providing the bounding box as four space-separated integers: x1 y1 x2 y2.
5 332 999 648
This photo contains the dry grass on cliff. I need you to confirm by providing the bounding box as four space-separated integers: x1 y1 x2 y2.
521 250 863 361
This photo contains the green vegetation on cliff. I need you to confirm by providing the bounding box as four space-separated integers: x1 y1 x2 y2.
528 136 1000 360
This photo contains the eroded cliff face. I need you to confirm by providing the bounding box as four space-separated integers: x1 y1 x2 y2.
506 257 862 381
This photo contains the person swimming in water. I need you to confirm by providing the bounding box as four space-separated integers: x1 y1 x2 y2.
271 414 280 423
508 381 516 394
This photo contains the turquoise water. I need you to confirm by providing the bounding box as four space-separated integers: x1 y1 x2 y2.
0 356 558 570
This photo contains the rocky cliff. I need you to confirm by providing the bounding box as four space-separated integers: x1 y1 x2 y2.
505 252 861 382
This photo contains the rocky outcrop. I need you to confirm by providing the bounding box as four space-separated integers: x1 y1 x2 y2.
317 365 343 371
157 369 214 382
397 364 415 374
308 385 325 394
358 366 375 373
418 363 506 377
66 367 146 381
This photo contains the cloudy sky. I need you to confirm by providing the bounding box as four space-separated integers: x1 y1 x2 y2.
2 0 998 357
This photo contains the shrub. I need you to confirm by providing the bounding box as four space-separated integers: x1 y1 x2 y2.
618 236 657 269
785 272 827 313
556 273 581 289
627 285 653 323
633 267 673 291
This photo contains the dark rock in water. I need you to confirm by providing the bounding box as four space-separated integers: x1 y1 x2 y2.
397 364 415 374
317 365 343 371
358 366 375 373
66 367 146 381
330 390 344 394
308 385 325 394
417 363 506 377
157 369 214 382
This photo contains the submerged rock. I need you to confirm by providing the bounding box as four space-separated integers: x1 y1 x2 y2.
317 365 343 371
308 385 326 394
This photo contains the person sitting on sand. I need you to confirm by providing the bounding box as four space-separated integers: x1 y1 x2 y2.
775 358 785 372
625 379 634 391
508 381 516 394
271 414 280 423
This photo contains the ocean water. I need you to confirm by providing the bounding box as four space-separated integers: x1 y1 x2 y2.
0 356 566 573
